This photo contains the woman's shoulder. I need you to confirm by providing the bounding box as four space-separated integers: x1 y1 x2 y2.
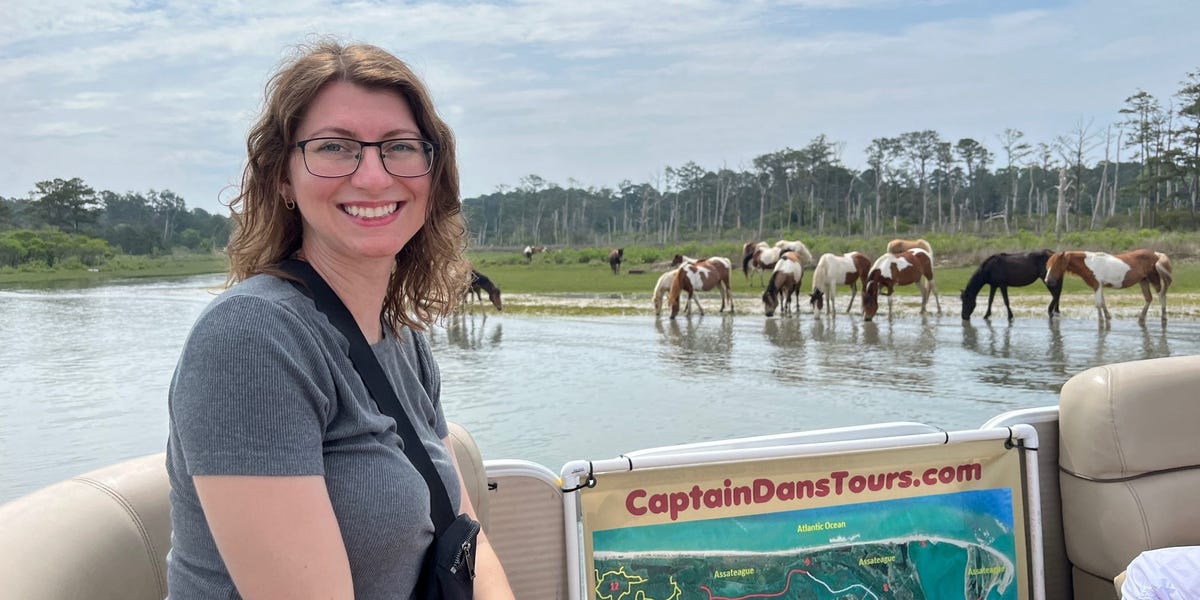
193 273 320 336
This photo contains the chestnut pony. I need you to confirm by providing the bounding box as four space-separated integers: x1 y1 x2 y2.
669 257 734 318
1044 249 1173 325
862 248 941 321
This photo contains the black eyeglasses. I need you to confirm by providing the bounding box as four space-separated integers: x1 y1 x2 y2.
295 137 436 178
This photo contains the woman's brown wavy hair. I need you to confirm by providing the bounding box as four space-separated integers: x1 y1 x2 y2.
225 40 469 331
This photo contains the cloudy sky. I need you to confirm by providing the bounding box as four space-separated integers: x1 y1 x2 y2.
4 0 1198 215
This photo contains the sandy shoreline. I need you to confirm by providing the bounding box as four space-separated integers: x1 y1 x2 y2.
481 291 1200 321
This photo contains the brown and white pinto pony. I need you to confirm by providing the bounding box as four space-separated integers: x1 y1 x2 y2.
522 245 546 262
773 240 814 265
743 242 781 287
762 252 805 317
809 251 871 315
669 257 734 319
887 238 932 258
862 248 941 321
1044 249 1173 325
654 256 698 316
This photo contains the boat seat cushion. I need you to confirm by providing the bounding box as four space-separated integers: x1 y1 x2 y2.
1058 355 1200 593
0 421 490 600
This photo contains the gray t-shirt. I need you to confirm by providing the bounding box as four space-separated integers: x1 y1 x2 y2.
165 274 460 599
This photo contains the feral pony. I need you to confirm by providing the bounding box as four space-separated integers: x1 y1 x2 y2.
742 241 781 286
522 245 546 262
887 238 932 258
809 251 871 315
669 257 734 319
467 269 502 311
961 250 1061 321
762 252 805 317
654 256 698 316
773 240 813 265
1044 249 1173 325
862 248 941 321
608 248 624 274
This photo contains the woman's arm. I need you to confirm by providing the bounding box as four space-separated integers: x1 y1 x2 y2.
444 439 516 600
194 475 354 600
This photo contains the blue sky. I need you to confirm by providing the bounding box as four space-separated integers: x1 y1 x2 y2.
4 0 1197 215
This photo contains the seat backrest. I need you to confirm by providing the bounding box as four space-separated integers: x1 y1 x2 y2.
1058 354 1200 600
0 422 491 600
0 453 172 600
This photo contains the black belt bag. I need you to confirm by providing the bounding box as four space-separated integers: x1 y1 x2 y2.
421 512 481 599
279 260 478 599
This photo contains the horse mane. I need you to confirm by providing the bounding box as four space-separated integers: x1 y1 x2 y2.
812 255 830 293
963 258 994 297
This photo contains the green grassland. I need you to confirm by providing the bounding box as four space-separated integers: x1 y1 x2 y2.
0 254 229 286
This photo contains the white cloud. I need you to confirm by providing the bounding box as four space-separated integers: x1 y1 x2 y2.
2 0 1198 214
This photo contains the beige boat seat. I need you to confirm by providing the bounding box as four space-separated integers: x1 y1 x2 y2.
0 421 490 600
1058 354 1200 600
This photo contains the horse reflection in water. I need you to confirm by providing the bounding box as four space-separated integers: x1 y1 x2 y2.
655 315 733 373
442 312 503 351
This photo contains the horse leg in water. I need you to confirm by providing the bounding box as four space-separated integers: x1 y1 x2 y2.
983 285 998 320
999 286 1013 320
690 290 704 316
1046 282 1063 317
1138 280 1153 325
1092 286 1110 323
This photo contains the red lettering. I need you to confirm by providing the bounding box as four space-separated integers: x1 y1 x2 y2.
703 486 723 509
830 471 849 495
669 492 689 521
815 478 830 497
626 489 647 516
753 478 775 503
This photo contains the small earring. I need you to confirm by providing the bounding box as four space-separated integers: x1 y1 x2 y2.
284 196 296 210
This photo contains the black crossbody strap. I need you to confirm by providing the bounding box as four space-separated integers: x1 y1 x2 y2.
277 259 456 532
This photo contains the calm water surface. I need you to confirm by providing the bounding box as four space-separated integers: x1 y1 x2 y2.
2 273 1197 502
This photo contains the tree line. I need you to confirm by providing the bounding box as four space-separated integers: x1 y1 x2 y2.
0 177 230 269
463 68 1200 248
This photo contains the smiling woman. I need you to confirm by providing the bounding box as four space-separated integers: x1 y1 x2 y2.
165 40 514 600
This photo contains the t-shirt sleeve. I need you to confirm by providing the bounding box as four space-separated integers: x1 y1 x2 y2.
411 328 448 439
170 294 334 477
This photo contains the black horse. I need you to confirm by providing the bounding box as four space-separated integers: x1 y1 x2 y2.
960 250 1062 320
468 269 502 311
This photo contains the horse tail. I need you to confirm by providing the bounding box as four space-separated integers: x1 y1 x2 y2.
742 250 754 278
812 255 828 294
1155 252 1174 289
917 239 932 256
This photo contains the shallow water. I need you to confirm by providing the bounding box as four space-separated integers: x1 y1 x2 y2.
2 273 1197 502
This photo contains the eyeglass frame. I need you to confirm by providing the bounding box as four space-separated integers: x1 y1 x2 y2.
294 136 438 179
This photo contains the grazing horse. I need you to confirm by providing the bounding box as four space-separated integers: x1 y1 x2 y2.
809 251 871 315
961 250 1061 321
762 252 805 317
1044 249 1173 325
654 256 699 315
669 257 734 319
887 238 933 258
862 248 941 321
467 269 502 311
773 240 814 265
608 248 624 274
